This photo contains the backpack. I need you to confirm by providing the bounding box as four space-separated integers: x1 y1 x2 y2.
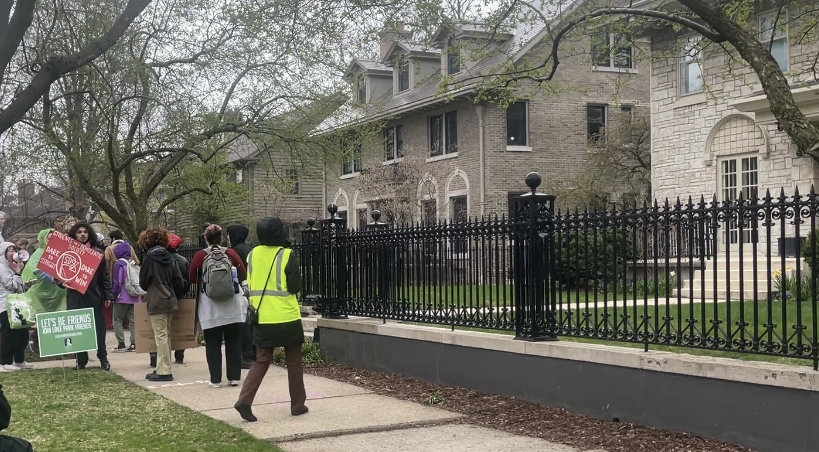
118 258 147 297
202 246 235 301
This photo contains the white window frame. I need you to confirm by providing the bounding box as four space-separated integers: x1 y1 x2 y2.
357 76 367 103
396 57 410 93
383 125 404 163
285 168 299 195
428 110 458 159
591 32 634 71
506 101 531 151
680 36 703 96
758 9 789 72
446 36 461 75
341 144 362 178
235 168 243 184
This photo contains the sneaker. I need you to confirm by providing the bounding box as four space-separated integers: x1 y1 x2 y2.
101 361 111 371
0 365 19 372
127 345 135 352
209 382 221 388
116 343 126 352
228 380 240 387
13 362 33 370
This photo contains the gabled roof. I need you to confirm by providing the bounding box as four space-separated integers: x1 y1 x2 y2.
382 41 441 66
343 58 393 79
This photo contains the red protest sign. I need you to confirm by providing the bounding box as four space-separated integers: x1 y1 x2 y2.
36 230 103 295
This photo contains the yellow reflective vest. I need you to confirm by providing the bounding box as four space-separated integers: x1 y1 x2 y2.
247 246 300 324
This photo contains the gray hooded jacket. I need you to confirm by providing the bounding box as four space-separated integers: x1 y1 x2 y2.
0 242 25 313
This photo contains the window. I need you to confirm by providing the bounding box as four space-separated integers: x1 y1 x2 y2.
430 111 458 156
447 37 461 75
357 76 367 103
506 102 528 146
421 199 437 225
680 38 703 95
450 196 468 253
759 10 788 72
235 168 243 184
285 168 299 195
592 32 633 69
587 105 606 141
383 125 403 161
358 208 368 230
342 144 362 175
397 58 410 92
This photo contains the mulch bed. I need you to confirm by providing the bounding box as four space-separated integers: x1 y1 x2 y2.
305 363 753 452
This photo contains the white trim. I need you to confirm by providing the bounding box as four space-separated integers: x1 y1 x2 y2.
593 66 638 74
673 92 706 109
679 35 704 96
333 188 350 208
704 113 770 167
339 172 360 180
506 146 532 152
427 152 459 163
382 157 404 166
444 169 470 222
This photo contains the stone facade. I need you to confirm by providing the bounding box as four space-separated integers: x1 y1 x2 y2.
649 5 819 204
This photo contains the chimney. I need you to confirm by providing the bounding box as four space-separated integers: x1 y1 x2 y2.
379 21 414 60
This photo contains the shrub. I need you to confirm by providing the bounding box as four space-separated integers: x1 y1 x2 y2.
553 229 635 289
272 338 326 365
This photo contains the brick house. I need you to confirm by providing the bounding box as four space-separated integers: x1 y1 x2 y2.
318 20 650 229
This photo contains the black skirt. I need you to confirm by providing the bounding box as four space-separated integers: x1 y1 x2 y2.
253 319 304 348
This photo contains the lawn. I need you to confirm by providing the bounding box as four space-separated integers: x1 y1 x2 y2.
1 368 283 452
403 296 818 368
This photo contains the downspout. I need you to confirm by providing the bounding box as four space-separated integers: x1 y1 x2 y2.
477 104 486 217
322 165 327 218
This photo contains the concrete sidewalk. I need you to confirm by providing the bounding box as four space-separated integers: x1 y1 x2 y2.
89 331 606 452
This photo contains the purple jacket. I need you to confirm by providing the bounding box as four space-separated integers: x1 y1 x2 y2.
113 242 141 304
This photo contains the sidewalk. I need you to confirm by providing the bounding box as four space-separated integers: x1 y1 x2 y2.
96 332 607 452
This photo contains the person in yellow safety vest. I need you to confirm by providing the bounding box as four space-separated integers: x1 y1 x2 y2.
235 217 307 421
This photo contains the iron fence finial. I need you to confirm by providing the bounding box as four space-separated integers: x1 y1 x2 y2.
525 172 541 194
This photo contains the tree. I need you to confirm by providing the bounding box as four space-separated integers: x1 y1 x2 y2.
15 0 377 242
545 113 651 209
442 0 819 159
0 0 152 135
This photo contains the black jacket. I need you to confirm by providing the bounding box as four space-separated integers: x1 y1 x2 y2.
227 224 252 269
170 251 191 296
67 245 114 310
139 246 184 315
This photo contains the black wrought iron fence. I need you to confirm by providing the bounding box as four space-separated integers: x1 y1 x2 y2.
298 176 819 369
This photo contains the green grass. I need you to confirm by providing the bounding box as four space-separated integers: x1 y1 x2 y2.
404 297 819 368
2 368 283 452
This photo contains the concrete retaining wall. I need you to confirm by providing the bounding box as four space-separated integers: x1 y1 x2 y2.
316 318 818 452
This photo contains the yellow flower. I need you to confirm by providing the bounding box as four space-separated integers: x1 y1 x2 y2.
773 270 782 278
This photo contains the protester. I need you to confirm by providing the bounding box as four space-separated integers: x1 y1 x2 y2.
112 242 140 352
21 229 67 353
228 224 255 369
0 382 33 451
105 230 140 285
189 224 246 388
0 243 33 372
235 217 307 422
67 222 114 371
167 233 190 364
138 228 185 382
0 212 6 243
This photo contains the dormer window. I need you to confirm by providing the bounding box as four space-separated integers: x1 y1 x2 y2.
357 76 367 103
447 37 461 75
397 58 410 92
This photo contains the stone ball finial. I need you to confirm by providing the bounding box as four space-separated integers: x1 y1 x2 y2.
307 218 316 227
525 172 541 192
327 203 338 216
372 210 381 222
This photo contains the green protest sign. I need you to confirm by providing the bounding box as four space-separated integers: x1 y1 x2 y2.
36 309 98 358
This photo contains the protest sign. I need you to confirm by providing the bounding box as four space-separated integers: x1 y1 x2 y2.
36 309 98 358
36 230 103 295
134 299 199 353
